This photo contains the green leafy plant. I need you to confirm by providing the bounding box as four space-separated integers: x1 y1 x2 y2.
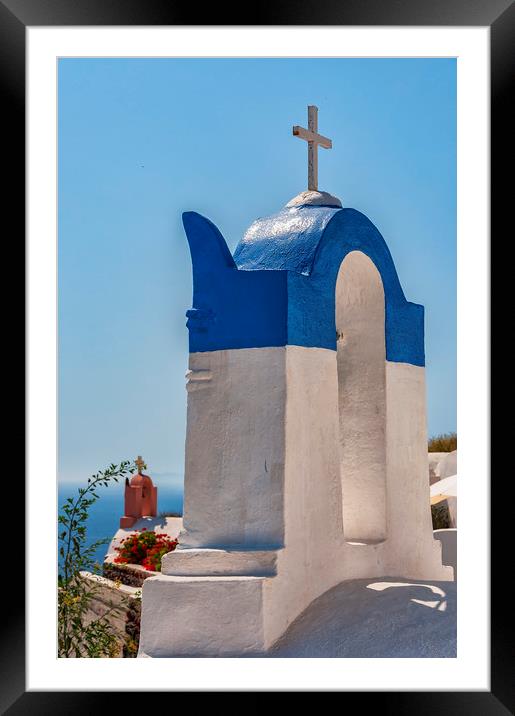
58 460 136 658
114 528 178 572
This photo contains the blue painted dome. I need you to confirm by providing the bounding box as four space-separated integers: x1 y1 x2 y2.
234 205 342 276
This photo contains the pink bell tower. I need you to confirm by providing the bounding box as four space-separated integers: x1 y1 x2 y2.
120 456 158 528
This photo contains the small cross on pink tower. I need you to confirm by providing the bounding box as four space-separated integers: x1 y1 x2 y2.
135 455 146 474
293 105 333 191
119 455 157 528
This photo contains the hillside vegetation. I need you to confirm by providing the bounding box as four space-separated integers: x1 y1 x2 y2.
428 432 457 453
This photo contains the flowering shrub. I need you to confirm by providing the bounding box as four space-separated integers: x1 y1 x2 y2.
114 528 178 572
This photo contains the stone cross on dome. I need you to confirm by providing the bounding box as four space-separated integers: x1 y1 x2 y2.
293 105 332 191
135 455 146 474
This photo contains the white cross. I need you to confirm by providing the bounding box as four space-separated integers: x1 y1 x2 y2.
293 105 332 192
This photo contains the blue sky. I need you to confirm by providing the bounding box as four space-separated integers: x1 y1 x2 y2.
58 57 456 483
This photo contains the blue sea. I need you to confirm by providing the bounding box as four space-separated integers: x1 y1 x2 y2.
58 477 184 568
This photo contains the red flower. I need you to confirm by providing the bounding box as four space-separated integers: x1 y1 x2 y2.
112 528 178 571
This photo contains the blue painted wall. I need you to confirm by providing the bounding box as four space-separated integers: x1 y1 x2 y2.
183 205 424 366
183 211 288 352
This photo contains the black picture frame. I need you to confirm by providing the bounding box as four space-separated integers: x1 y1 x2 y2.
7 0 509 711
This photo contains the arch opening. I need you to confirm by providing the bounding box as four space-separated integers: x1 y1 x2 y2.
336 251 387 543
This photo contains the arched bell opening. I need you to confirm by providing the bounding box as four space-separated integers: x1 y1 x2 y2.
336 250 387 543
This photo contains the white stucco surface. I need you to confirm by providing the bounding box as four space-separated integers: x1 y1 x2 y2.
430 474 457 503
137 240 452 657
433 529 457 579
266 577 456 658
446 496 457 528
161 547 277 576
440 450 457 480
179 347 286 549
428 452 448 484
383 361 451 580
336 251 387 542
139 575 265 657
140 342 451 656
261 350 451 649
429 450 457 485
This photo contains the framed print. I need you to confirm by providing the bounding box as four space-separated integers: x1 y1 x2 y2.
6 0 510 710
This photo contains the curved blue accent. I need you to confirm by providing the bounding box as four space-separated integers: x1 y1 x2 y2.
182 212 287 352
182 205 424 366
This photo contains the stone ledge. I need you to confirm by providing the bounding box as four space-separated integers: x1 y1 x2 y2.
139 573 266 656
80 570 142 598
161 547 278 577
103 559 158 587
